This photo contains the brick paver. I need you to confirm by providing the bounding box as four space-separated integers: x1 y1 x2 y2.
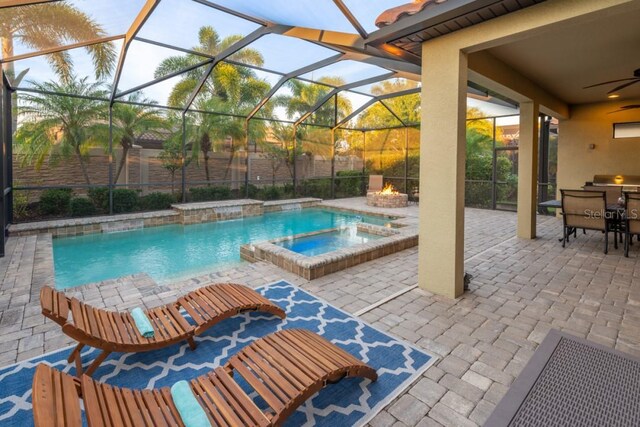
0 198 639 426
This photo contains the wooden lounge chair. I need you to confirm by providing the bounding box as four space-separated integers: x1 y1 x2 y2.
40 283 286 377
32 328 378 427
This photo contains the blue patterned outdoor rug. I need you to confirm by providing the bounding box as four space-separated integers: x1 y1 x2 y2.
0 280 435 426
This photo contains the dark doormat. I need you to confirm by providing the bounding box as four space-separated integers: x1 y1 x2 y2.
485 329 640 426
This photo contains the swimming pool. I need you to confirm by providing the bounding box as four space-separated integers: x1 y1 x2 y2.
276 228 382 257
53 208 392 289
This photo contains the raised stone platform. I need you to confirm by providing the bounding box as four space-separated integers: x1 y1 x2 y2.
171 199 263 224
367 192 409 208
263 198 321 212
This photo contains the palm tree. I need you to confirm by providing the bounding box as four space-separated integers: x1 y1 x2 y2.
278 77 351 126
276 77 352 157
109 95 167 184
158 25 272 184
14 77 108 185
1 2 116 134
186 97 246 183
155 26 264 107
0 3 116 82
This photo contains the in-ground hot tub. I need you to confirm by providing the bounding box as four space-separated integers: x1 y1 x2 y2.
240 222 417 280
367 184 408 208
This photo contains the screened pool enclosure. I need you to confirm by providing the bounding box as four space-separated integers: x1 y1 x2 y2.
0 0 557 255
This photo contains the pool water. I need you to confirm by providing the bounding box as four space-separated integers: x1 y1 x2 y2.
53 208 391 289
277 228 382 257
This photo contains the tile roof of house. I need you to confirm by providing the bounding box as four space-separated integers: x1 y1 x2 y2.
375 0 449 28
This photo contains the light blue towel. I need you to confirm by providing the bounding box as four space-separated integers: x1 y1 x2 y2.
171 380 211 427
130 307 154 338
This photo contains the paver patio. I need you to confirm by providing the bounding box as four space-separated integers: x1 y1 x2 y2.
0 197 638 426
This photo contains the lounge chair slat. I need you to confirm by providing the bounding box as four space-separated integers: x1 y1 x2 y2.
132 390 156 426
111 313 132 346
194 374 243 426
237 347 298 399
93 375 113 426
190 379 227 427
280 330 344 371
227 356 286 413
141 389 169 427
96 310 117 344
177 295 206 324
81 375 106 427
52 366 66 427
160 387 186 427
167 304 192 332
260 334 326 378
250 339 314 387
283 330 347 372
121 388 146 426
152 389 179 426
100 383 123 427
112 387 135 427
120 313 142 345
213 367 272 427
201 286 236 311
209 369 265 427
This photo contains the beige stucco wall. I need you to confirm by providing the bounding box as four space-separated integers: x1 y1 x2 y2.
557 99 640 192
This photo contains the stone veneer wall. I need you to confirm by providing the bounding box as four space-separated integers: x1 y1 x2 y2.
262 198 321 213
366 192 409 208
8 210 180 238
171 200 264 225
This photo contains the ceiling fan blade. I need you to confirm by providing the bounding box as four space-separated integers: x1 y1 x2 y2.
583 78 637 89
608 105 640 114
607 79 640 93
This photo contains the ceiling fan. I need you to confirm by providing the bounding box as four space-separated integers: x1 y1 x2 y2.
608 104 640 114
584 68 640 94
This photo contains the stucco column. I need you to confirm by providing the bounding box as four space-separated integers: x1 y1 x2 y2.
517 101 539 239
418 44 467 299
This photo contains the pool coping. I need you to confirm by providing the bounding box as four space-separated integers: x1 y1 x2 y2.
9 198 323 238
240 223 418 280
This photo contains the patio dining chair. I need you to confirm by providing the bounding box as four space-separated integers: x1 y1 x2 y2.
368 175 383 193
40 283 286 377
583 184 623 206
561 189 611 253
32 329 378 427
624 192 640 257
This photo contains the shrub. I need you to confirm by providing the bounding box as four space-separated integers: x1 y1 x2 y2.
69 197 96 217
259 186 282 201
188 186 231 202
13 189 29 220
140 192 176 211
239 184 259 199
39 188 72 216
299 179 332 199
336 170 364 197
88 187 109 212
112 189 139 213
